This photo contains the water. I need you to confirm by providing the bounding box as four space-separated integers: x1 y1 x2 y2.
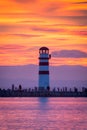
0 98 87 130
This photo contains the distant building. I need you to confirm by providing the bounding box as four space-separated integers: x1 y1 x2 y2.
38 47 51 90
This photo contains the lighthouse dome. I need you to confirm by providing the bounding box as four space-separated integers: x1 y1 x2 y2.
40 47 49 50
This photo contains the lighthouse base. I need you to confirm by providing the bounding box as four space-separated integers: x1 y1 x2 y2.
39 87 45 91
39 75 49 90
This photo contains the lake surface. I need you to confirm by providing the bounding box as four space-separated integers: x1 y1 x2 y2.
0 98 87 130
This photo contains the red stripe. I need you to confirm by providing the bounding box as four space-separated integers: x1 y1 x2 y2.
39 71 49 74
39 57 49 59
39 62 49 66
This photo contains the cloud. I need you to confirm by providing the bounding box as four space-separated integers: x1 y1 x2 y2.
74 1 87 4
45 2 67 13
0 44 29 55
0 44 25 51
78 10 87 16
45 3 60 13
9 34 43 38
14 0 36 4
0 25 12 32
31 26 64 33
48 14 87 26
59 16 87 26
0 44 39 54
54 38 68 41
72 31 87 36
0 24 21 33
17 20 45 23
52 50 87 58
42 2 87 26
0 12 36 16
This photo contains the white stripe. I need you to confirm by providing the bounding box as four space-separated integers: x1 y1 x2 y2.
39 66 49 71
39 75 49 87
40 53 49 58
39 59 49 62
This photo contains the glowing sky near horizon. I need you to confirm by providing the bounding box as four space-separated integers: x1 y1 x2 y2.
0 0 87 66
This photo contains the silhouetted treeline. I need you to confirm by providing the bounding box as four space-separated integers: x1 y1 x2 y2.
0 85 87 97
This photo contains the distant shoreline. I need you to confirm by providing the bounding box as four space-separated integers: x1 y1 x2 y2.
0 90 87 97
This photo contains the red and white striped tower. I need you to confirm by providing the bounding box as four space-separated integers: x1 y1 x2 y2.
39 47 51 90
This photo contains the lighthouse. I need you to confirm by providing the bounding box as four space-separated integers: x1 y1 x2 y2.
39 47 51 91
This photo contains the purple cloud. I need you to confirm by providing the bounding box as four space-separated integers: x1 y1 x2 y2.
52 50 87 58
78 10 87 16
31 26 64 33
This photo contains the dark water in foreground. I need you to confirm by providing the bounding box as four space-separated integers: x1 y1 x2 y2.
0 98 87 130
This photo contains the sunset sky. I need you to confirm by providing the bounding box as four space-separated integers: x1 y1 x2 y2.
0 0 87 66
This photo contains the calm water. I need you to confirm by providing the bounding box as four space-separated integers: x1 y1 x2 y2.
0 98 87 130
